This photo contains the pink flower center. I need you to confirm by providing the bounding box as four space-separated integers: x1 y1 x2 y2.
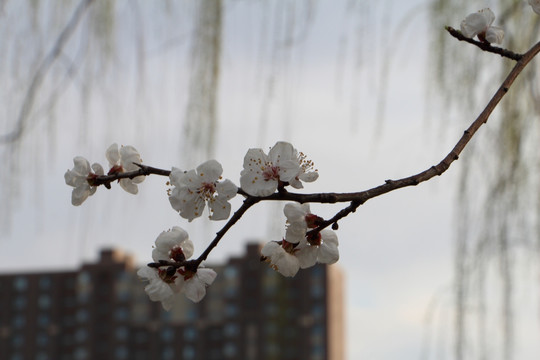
198 182 216 200
262 165 280 181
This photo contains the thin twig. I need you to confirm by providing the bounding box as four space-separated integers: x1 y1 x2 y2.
445 26 523 61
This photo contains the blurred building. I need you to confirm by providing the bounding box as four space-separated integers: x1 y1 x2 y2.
0 243 344 360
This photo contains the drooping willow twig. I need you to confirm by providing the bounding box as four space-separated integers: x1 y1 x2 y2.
93 36 540 271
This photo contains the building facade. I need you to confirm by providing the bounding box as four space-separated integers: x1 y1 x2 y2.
0 244 344 360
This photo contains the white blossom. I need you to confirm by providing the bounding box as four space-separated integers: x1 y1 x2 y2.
64 156 104 206
179 268 217 303
240 141 317 196
288 150 319 189
137 266 182 311
283 202 323 245
296 229 339 269
460 8 504 44
168 160 237 221
529 0 540 15
261 240 300 277
152 226 194 263
106 143 145 194
140 227 216 307
484 26 504 44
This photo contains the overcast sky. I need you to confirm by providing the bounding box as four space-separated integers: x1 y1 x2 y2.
1 1 539 359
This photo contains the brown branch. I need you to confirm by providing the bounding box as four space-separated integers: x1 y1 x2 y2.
148 196 261 271
445 26 523 61
110 39 540 269
91 163 171 188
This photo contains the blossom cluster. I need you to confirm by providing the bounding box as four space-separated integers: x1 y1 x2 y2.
66 141 328 309
261 203 339 277
64 143 143 206
137 227 217 307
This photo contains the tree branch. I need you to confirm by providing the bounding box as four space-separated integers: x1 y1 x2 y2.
104 39 540 272
445 26 523 61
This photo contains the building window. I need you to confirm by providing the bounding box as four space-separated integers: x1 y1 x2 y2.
73 347 88 360
77 272 92 303
115 346 128 359
13 277 27 292
224 266 238 280
209 348 221 360
114 307 129 321
115 273 131 302
224 323 239 337
225 304 238 317
182 346 195 359
311 325 324 346
12 333 24 348
310 283 324 298
12 314 25 328
36 352 48 360
36 332 49 347
265 342 280 357
76 309 88 323
265 323 278 336
132 331 144 344
311 344 325 360
162 346 174 360
39 276 51 290
160 327 174 342
265 303 278 317
312 304 325 319
75 329 87 343
115 326 129 341
38 294 51 309
223 343 237 358
186 307 198 321
38 313 50 327
183 327 197 341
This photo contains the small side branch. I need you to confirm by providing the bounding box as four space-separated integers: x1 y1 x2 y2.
445 26 523 61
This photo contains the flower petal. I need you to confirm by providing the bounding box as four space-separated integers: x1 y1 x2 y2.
106 143 120 166
318 230 339 264
182 269 217 303
216 179 238 199
296 245 318 269
196 159 222 183
485 26 504 44
460 8 494 38
119 179 139 194
208 198 232 220
71 185 90 206
120 145 143 171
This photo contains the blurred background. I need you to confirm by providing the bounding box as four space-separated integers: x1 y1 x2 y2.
1 0 540 359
